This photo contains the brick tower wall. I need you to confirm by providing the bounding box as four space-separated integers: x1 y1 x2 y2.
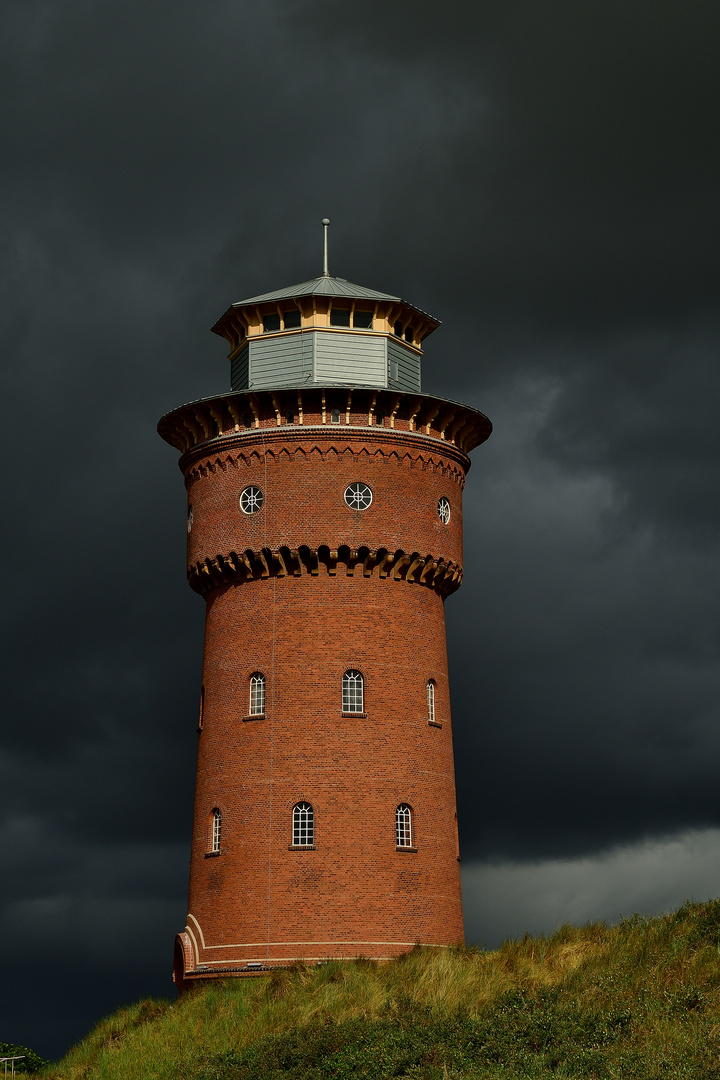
160 387 490 981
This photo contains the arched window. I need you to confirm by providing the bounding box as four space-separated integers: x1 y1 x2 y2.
342 670 364 713
426 680 436 724
396 804 413 849
292 802 314 847
249 672 266 716
211 809 222 853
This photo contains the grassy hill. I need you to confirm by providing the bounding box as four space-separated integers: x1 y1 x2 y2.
35 898 720 1079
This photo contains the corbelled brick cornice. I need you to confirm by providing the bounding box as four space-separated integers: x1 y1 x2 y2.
188 543 463 597
158 386 491 462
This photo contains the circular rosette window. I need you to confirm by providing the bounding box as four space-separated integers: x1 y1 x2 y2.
344 482 373 511
437 496 451 525
239 486 264 514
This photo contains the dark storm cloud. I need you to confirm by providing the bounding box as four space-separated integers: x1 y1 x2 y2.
535 323 720 540
462 828 720 947
1 0 719 1058
0 810 187 1052
448 374 720 864
297 0 720 337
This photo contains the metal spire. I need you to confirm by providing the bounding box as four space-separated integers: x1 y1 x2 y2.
322 218 330 276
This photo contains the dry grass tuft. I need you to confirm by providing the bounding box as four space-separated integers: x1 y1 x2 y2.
37 899 720 1079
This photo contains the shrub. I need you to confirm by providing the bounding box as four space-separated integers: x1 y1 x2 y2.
0 1041 48 1074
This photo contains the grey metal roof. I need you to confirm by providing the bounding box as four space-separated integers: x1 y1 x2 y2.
235 275 400 305
230 274 440 326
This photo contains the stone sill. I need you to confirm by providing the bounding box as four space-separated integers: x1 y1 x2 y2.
243 714 265 722
396 846 418 854
427 720 443 728
204 850 222 858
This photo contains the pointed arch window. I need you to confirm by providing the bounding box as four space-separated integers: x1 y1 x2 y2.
211 809 222 853
396 804 413 849
342 670 364 713
249 672 266 717
426 680 436 724
292 802 314 847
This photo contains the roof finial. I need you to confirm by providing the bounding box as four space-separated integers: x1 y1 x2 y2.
322 218 330 276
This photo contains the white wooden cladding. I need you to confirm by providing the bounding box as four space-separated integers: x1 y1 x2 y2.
387 338 421 392
247 333 313 390
230 345 249 391
230 331 421 393
314 331 386 386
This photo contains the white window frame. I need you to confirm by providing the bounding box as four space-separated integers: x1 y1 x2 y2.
211 808 221 853
249 672 266 716
292 802 314 847
344 483 373 511
396 804 413 849
427 680 436 724
240 486 264 514
342 670 364 713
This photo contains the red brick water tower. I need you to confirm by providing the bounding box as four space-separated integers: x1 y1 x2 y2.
159 224 492 987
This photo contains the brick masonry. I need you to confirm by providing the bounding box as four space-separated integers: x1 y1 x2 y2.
160 387 491 986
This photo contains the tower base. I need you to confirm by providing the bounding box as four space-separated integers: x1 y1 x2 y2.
172 928 459 991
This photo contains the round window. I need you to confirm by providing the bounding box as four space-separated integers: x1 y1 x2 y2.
240 486 264 514
187 505 194 533
344 482 373 511
438 497 451 525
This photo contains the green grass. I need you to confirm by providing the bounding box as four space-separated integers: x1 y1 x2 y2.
36 899 720 1079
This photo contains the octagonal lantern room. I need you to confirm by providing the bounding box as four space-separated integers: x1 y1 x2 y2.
211 274 441 395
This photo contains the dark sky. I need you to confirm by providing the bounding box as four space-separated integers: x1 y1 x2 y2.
2 0 720 1060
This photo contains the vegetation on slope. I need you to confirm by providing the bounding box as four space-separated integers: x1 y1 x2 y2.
37 899 720 1079
0 1041 48 1074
